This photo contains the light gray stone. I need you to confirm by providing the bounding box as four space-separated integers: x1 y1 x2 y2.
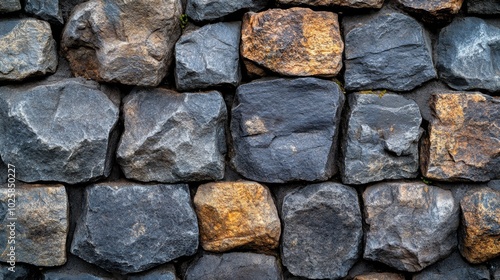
0 0 21 13
186 0 267 21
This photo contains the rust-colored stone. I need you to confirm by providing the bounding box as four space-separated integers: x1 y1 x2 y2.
354 272 405 280
194 181 281 252
460 188 500 263
241 7 343 77
421 92 500 182
277 0 383 9
396 0 464 22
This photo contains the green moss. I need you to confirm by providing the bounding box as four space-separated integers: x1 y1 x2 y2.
180 14 188 29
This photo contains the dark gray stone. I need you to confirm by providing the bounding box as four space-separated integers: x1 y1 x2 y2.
186 0 267 21
25 0 64 24
0 0 20 13
0 79 119 184
402 80 451 123
0 263 33 279
117 88 226 183
71 182 199 274
363 182 459 272
340 93 422 185
128 264 177 280
412 251 489 280
230 77 344 183
343 12 436 92
436 17 500 92
467 0 500 14
41 255 114 280
0 19 57 81
175 21 241 91
281 182 362 279
185 252 281 280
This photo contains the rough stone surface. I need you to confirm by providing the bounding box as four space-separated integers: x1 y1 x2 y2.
230 77 344 183
71 182 199 274
281 182 362 279
340 93 422 185
0 184 68 267
185 252 282 280
61 0 182 86
0 79 119 184
117 88 226 183
194 181 281 252
354 273 405 280
0 0 21 13
459 188 500 263
25 0 64 24
396 0 464 22
0 263 33 279
277 0 383 8
0 19 57 81
420 92 500 182
128 264 177 280
186 0 266 21
467 0 500 14
241 8 343 77
412 251 489 280
175 22 241 91
436 17 500 92
41 255 114 280
343 12 436 91
363 182 459 272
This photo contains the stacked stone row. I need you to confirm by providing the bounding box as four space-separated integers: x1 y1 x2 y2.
0 0 499 279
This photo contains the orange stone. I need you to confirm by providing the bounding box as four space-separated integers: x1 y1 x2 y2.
396 0 464 22
277 0 383 9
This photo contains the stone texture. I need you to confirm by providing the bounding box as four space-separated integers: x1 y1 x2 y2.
128 264 177 280
241 8 343 77
436 17 500 92
420 92 500 182
25 0 64 24
71 182 199 274
61 0 182 86
0 19 57 81
354 273 405 280
340 93 422 185
186 0 267 21
0 184 68 267
0 0 21 13
468 0 500 14
194 181 281 252
117 88 226 183
412 251 489 280
396 0 463 22
459 188 500 263
281 182 362 279
185 252 282 280
230 77 344 183
277 0 383 8
343 12 436 91
363 182 459 272
0 79 119 184
175 22 241 91
41 255 114 280
0 263 33 280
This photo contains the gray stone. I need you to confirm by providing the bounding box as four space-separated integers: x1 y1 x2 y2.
71 182 199 274
468 0 500 14
230 77 344 183
186 0 267 21
0 184 68 267
403 80 450 123
0 262 33 279
281 182 362 279
276 0 384 9
25 0 64 24
0 0 21 13
61 0 182 86
0 19 57 81
41 255 114 280
175 22 241 91
412 251 489 280
0 79 119 184
340 93 422 185
117 88 226 183
343 12 436 92
185 252 281 280
363 182 459 272
128 264 177 280
436 17 500 92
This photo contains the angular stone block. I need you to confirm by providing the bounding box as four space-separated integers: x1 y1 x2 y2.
128 264 177 280
0 0 21 13
25 0 64 24
467 0 500 14
186 0 266 21
277 0 383 8
396 0 463 22
412 251 489 280
355 273 405 280
41 255 114 280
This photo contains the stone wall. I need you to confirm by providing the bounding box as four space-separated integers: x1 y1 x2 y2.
0 0 499 279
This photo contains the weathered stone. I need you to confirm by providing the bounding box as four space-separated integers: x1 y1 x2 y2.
396 0 463 22
128 264 177 280
230 77 344 183
61 0 182 86
0 263 33 280
282 182 362 279
340 93 422 185
0 184 68 266
412 251 489 280
185 252 282 280
175 22 241 91
0 19 57 81
241 8 343 77
354 273 405 280
436 17 500 92
25 0 64 24
420 92 500 182
459 188 500 263
363 182 459 272
41 255 114 280
194 181 280 252
344 260 397 280
0 0 21 13
71 182 199 274
186 0 266 21
468 0 500 14
117 88 226 183
277 0 383 9
343 12 436 91
0 79 119 184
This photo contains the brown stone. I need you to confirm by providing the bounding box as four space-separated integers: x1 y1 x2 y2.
421 92 500 182
396 0 464 22
355 272 405 280
241 7 343 78
194 181 281 252
460 188 500 263
277 0 383 9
